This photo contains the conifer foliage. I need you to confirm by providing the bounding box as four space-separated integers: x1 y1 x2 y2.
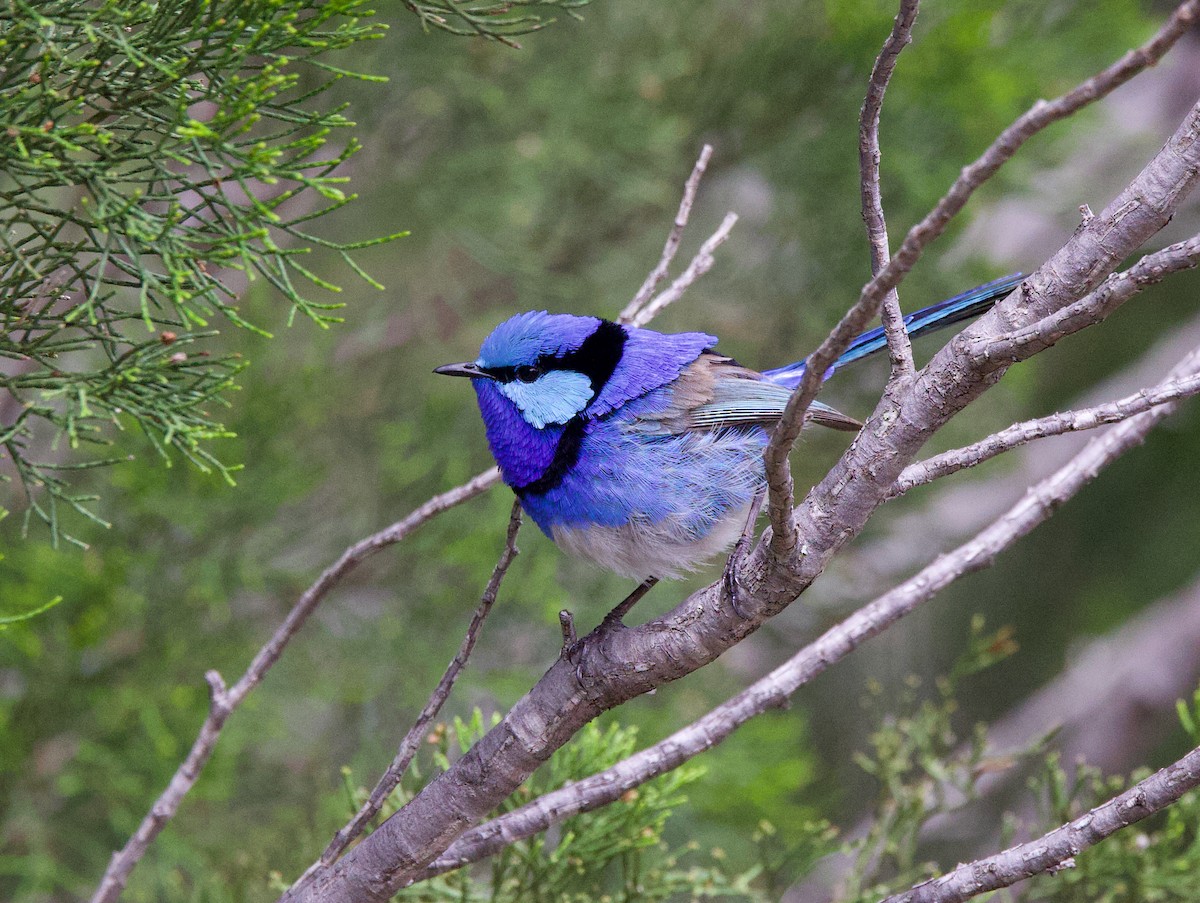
0 0 396 544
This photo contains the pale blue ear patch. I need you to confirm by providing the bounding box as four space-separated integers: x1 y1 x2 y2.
498 369 594 428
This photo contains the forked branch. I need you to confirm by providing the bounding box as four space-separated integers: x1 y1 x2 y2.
969 233 1200 368
762 0 1200 558
859 0 921 377
622 143 716 318
629 212 740 327
896 368 1200 493
414 352 1198 879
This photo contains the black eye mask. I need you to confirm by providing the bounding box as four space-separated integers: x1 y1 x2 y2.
483 319 628 395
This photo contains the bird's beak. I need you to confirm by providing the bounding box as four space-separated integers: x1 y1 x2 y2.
434 362 493 379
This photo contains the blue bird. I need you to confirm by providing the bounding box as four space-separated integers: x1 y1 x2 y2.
435 274 1023 583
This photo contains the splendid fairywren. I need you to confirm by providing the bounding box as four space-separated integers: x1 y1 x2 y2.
436 275 1022 582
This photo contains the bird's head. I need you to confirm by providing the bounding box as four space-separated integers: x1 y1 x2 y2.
435 311 627 429
436 311 718 433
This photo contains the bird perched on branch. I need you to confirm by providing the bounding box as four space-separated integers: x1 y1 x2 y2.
436 275 1023 586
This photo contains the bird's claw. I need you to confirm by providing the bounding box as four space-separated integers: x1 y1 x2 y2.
722 547 751 618
558 578 658 666
722 489 764 619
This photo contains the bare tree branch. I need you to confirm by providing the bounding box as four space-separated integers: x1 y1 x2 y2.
828 308 1200 616
285 38 1200 903
877 743 1200 903
290 501 523 893
88 468 502 903
762 0 1200 560
859 0 921 378
413 373 1190 881
628 212 739 328
896 357 1200 494
969 233 1200 368
773 97 1200 593
620 144 715 319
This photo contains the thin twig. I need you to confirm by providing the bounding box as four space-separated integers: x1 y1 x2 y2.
969 233 1200 369
620 144 715 320
895 368 1200 494
859 0 920 378
291 501 523 892
629 212 739 328
762 0 1200 561
88 468 501 903
877 743 1200 903
558 609 577 649
415 391 1183 880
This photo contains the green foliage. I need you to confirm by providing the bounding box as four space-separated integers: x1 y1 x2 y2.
1022 689 1200 903
329 712 771 902
0 540 245 899
0 0 399 543
686 711 822 859
402 0 590 48
322 622 1196 903
825 637 1200 903
327 625 1028 903
0 367 332 900
837 618 1030 901
0 588 61 631
0 537 63 630
748 818 839 902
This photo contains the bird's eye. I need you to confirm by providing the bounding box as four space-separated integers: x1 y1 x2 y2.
515 365 542 383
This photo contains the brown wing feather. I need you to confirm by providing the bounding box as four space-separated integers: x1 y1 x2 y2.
627 352 861 434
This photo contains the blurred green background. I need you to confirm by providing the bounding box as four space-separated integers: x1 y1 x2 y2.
4 1 1200 899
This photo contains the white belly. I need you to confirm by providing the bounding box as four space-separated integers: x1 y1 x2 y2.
551 503 750 580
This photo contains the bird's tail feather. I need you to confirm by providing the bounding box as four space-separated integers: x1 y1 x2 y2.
761 273 1024 389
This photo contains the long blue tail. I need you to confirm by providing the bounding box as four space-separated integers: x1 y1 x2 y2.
761 273 1024 389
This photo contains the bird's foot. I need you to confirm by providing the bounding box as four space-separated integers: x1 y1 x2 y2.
723 490 765 618
561 581 658 684
600 577 659 630
558 609 579 658
722 547 751 619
